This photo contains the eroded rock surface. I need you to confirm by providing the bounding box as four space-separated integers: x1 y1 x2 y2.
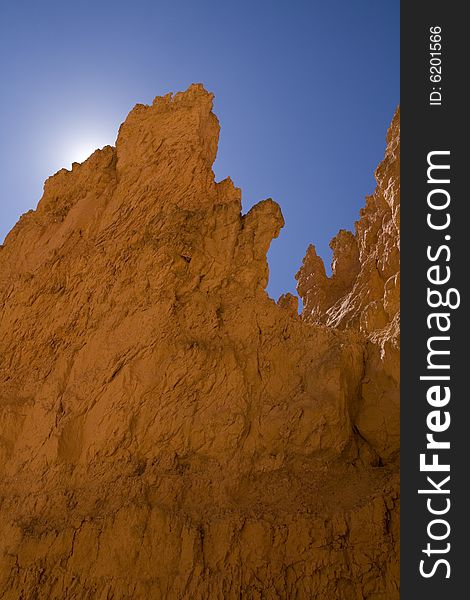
0 85 399 599
297 109 400 461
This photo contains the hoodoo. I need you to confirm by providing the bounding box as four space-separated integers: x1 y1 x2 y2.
0 85 400 599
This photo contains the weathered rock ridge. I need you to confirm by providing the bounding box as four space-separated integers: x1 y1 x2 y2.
296 108 400 461
0 85 399 599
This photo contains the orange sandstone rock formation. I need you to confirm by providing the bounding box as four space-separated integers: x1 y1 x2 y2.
297 109 400 461
0 85 399 599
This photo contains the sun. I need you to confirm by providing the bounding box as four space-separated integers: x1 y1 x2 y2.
71 142 99 164
46 123 115 173
57 130 112 169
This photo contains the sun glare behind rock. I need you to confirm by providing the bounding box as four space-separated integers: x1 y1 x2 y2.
68 141 100 165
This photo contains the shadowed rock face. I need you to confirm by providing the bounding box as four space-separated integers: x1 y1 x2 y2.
0 85 399 599
297 109 400 462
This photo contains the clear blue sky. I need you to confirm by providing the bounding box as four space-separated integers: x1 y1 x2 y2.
0 0 399 301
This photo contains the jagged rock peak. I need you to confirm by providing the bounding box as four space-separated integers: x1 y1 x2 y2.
296 107 400 334
0 89 399 599
296 107 400 460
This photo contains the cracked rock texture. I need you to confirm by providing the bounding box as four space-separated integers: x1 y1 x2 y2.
0 85 399 599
